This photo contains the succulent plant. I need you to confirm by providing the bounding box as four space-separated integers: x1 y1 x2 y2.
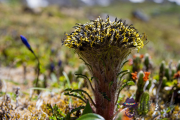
132 54 142 72
143 53 153 72
159 61 165 78
165 65 170 81
138 91 150 116
135 71 150 102
146 79 152 91
62 15 147 119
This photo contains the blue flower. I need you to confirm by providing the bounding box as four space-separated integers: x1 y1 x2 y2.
20 35 31 49
58 60 62 67
20 35 40 88
50 62 55 72
20 35 34 53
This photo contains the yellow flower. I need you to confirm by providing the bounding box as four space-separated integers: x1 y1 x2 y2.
62 16 146 52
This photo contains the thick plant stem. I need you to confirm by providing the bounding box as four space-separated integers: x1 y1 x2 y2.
92 68 118 120
76 48 131 120
96 99 115 120
95 83 116 120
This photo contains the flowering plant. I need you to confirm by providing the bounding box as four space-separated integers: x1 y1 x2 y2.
62 15 147 120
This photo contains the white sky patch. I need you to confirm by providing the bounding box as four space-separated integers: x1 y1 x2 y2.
26 0 49 8
129 0 145 3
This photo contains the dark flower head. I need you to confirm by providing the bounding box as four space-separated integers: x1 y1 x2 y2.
62 16 147 78
50 62 55 72
62 16 146 52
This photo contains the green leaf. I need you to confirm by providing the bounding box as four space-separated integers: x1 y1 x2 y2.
77 113 105 120
63 88 96 107
120 59 129 69
119 71 130 81
76 74 91 83
91 76 99 84
117 70 128 77
127 81 135 86
64 92 86 103
65 106 85 120
63 88 72 92
65 89 96 107
82 100 93 115
79 57 93 72
70 89 90 99
119 81 135 92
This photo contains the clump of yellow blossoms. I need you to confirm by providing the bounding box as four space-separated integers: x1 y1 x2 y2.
62 15 146 51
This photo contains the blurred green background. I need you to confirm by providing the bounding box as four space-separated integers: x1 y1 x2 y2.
0 0 180 82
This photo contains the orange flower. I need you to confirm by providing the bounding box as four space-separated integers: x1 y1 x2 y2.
131 72 138 80
174 71 180 79
143 72 150 81
133 54 144 59
140 54 144 59
133 55 136 58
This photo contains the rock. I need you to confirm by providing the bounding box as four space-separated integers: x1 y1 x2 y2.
153 0 164 3
132 9 149 22
47 0 72 7
22 6 42 14
81 0 113 6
